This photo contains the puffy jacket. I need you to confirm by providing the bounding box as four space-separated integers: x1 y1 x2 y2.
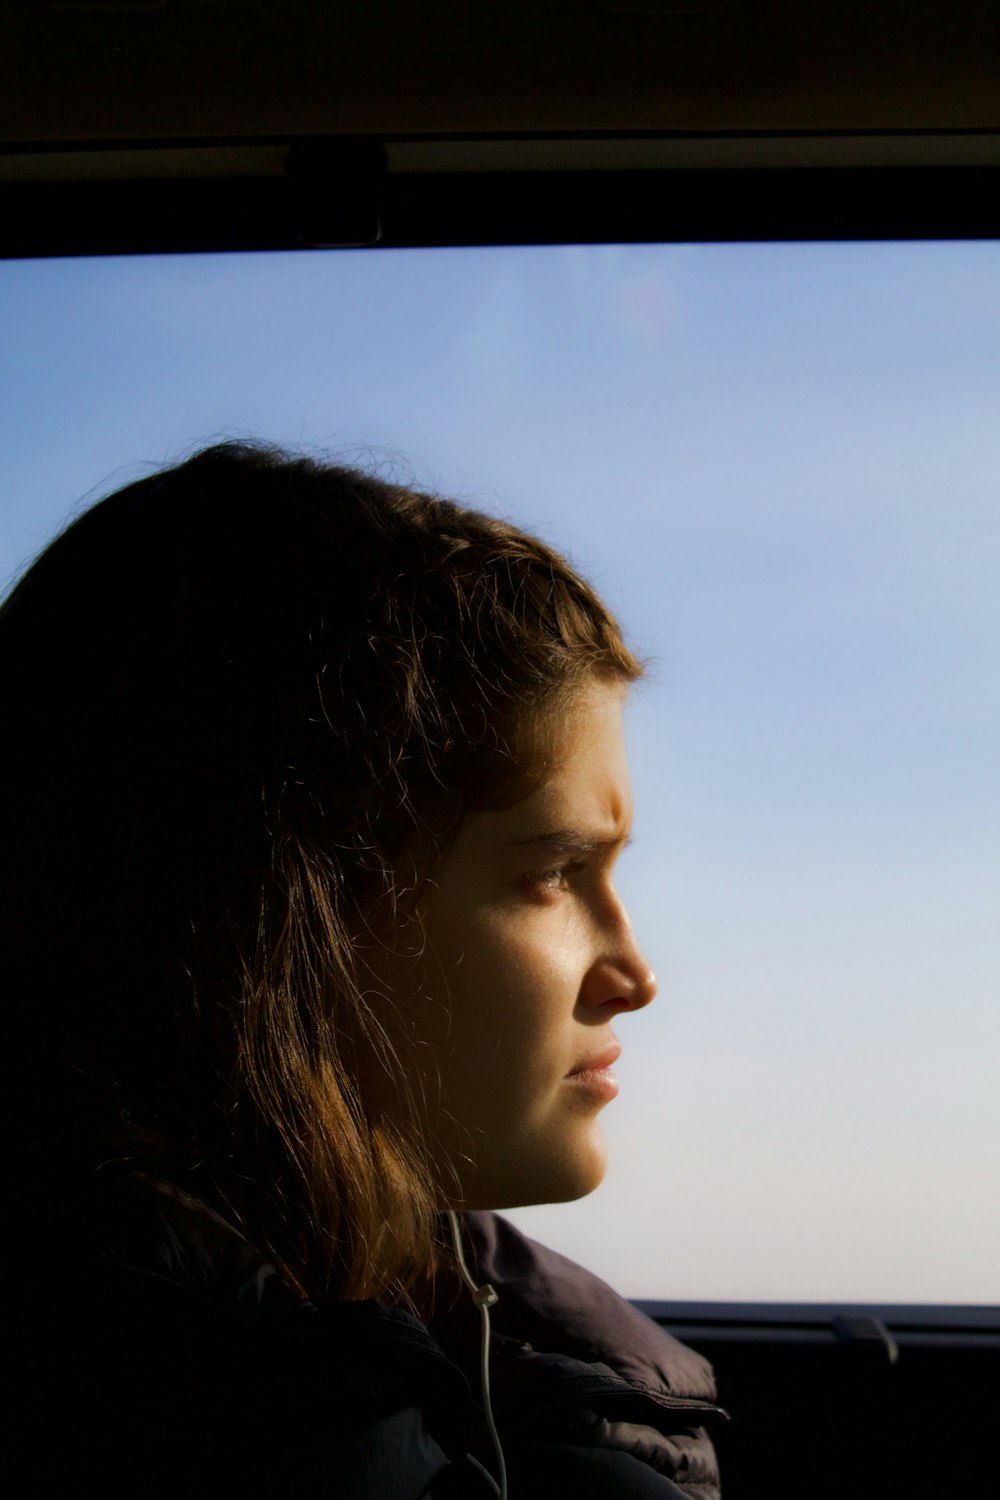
10 1175 726 1497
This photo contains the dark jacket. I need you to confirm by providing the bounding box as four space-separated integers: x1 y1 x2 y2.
11 1176 725 1497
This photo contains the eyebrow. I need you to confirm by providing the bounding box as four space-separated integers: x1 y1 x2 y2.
502 828 633 855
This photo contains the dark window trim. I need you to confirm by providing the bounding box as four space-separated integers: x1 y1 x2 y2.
5 135 1000 257
634 1300 1000 1351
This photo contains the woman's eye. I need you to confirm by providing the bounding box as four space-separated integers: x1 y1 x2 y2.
528 859 586 893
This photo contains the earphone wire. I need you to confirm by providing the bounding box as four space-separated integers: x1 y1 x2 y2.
446 1209 508 1500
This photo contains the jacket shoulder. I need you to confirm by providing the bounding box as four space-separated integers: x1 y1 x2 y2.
434 1213 726 1500
461 1211 719 1401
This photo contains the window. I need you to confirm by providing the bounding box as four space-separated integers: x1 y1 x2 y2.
3 241 997 1302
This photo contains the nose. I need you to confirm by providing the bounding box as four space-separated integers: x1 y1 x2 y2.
581 899 657 1016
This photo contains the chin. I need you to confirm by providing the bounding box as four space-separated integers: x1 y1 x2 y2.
465 1128 609 1212
552 1146 609 1204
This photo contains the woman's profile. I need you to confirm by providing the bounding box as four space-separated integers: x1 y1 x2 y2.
2 442 724 1496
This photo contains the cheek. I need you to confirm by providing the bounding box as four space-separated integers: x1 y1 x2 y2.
434 916 579 1074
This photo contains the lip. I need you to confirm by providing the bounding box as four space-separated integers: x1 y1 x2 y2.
565 1042 622 1100
568 1043 622 1077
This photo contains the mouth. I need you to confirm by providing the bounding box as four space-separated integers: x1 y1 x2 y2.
568 1042 621 1077
565 1042 621 1100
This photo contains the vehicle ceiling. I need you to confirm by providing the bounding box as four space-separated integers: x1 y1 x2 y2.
3 1 1000 250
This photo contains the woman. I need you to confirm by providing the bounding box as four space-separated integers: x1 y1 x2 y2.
2 443 724 1496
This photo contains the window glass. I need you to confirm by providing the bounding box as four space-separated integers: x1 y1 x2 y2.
2 243 997 1302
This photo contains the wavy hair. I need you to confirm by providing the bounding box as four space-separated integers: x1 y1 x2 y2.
1 442 641 1304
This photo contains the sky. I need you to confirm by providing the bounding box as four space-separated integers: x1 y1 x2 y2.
2 241 997 1303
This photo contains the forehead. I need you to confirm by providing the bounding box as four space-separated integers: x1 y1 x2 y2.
474 679 634 849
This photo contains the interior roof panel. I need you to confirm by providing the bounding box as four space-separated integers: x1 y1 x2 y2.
5 1 1000 250
4 1 1000 146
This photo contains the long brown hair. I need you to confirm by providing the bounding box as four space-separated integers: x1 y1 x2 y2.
1 442 640 1304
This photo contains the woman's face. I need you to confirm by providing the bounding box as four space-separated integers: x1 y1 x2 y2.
386 677 657 1210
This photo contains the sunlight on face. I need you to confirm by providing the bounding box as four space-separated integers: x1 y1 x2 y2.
402 678 657 1210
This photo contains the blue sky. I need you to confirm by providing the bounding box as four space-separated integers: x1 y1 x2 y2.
2 242 997 1301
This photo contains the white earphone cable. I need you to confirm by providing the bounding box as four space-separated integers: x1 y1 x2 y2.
446 1209 508 1500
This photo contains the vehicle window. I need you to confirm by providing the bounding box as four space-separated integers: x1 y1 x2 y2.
2 242 997 1302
